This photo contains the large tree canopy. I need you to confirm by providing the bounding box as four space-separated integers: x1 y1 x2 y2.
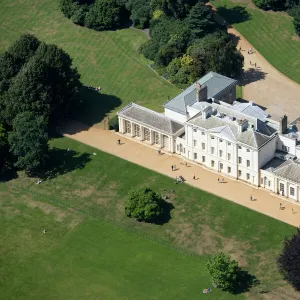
0 33 82 175
277 228 300 290
8 112 49 174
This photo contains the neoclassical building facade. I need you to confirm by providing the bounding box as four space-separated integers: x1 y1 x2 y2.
117 72 300 202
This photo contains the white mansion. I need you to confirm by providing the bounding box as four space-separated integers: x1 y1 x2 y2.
117 72 300 202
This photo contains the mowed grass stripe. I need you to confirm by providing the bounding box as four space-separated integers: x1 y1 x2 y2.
213 0 300 83
0 0 179 118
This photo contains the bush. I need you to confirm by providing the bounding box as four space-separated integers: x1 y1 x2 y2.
125 187 164 222
206 252 240 291
277 228 300 290
108 115 119 131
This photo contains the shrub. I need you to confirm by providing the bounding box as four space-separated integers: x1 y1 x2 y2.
252 0 285 10
108 115 119 131
206 252 240 291
277 228 300 290
125 187 164 222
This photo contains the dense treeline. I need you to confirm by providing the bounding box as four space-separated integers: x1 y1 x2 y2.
139 1 243 87
59 0 244 88
0 34 82 175
252 0 300 35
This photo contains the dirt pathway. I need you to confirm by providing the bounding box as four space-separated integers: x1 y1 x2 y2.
214 11 300 122
63 121 300 228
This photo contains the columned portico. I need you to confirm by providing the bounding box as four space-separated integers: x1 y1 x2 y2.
117 103 184 154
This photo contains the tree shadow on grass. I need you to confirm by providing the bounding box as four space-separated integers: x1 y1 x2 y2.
155 201 175 225
230 269 260 295
40 148 91 180
216 6 251 25
75 86 122 128
239 68 268 86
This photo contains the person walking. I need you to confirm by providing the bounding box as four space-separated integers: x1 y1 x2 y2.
193 175 196 180
218 178 220 183
117 139 121 145
250 195 252 201
171 165 174 171
280 203 282 210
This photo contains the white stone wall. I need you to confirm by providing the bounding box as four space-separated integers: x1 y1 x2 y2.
277 135 296 155
164 108 187 123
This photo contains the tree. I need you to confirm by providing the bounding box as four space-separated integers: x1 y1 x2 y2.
108 115 119 131
158 0 199 19
8 112 49 174
277 228 300 290
125 187 164 222
4 41 82 128
252 0 285 10
0 52 21 81
206 252 240 291
0 124 8 170
188 30 243 79
126 0 151 29
187 2 215 39
292 6 300 35
8 33 40 65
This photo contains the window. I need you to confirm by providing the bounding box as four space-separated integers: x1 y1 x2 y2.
202 156 205 163
201 131 205 136
202 143 205 150
280 183 284 192
188 151 190 158
153 132 159 144
246 173 250 180
193 128 197 132
238 170 242 177
247 160 250 167
183 148 186 154
194 153 197 160
193 139 197 147
220 139 223 142
125 120 131 134
282 145 290 152
268 181 271 187
246 149 250 152
177 145 179 151
228 167 231 174
219 150 223 157
227 153 231 161
261 178 263 184
134 124 140 137
228 142 231 146
211 147 215 154
290 187 295 196
238 145 242 149
211 160 215 167
211 136 215 140
220 163 223 170
238 157 242 164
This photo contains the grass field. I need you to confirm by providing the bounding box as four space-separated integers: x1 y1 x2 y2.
212 0 300 83
0 0 179 126
0 137 297 299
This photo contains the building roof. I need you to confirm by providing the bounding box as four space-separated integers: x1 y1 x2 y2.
187 113 272 148
231 102 269 122
261 157 285 172
118 103 184 136
273 159 300 184
164 72 237 114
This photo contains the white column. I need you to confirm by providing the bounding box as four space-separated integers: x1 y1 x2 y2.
169 137 174 153
160 133 163 148
150 130 153 144
119 117 124 133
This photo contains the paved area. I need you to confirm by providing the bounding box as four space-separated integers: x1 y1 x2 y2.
213 9 300 122
63 121 300 228
231 26 300 122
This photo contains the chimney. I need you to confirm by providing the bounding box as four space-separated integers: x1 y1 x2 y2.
195 83 201 102
237 119 248 133
202 106 212 120
199 85 208 102
279 115 288 134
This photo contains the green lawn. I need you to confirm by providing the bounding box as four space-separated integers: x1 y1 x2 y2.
0 137 296 299
212 0 300 83
0 0 179 127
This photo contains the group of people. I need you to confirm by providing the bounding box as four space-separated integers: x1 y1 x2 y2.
87 85 101 92
175 175 185 184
